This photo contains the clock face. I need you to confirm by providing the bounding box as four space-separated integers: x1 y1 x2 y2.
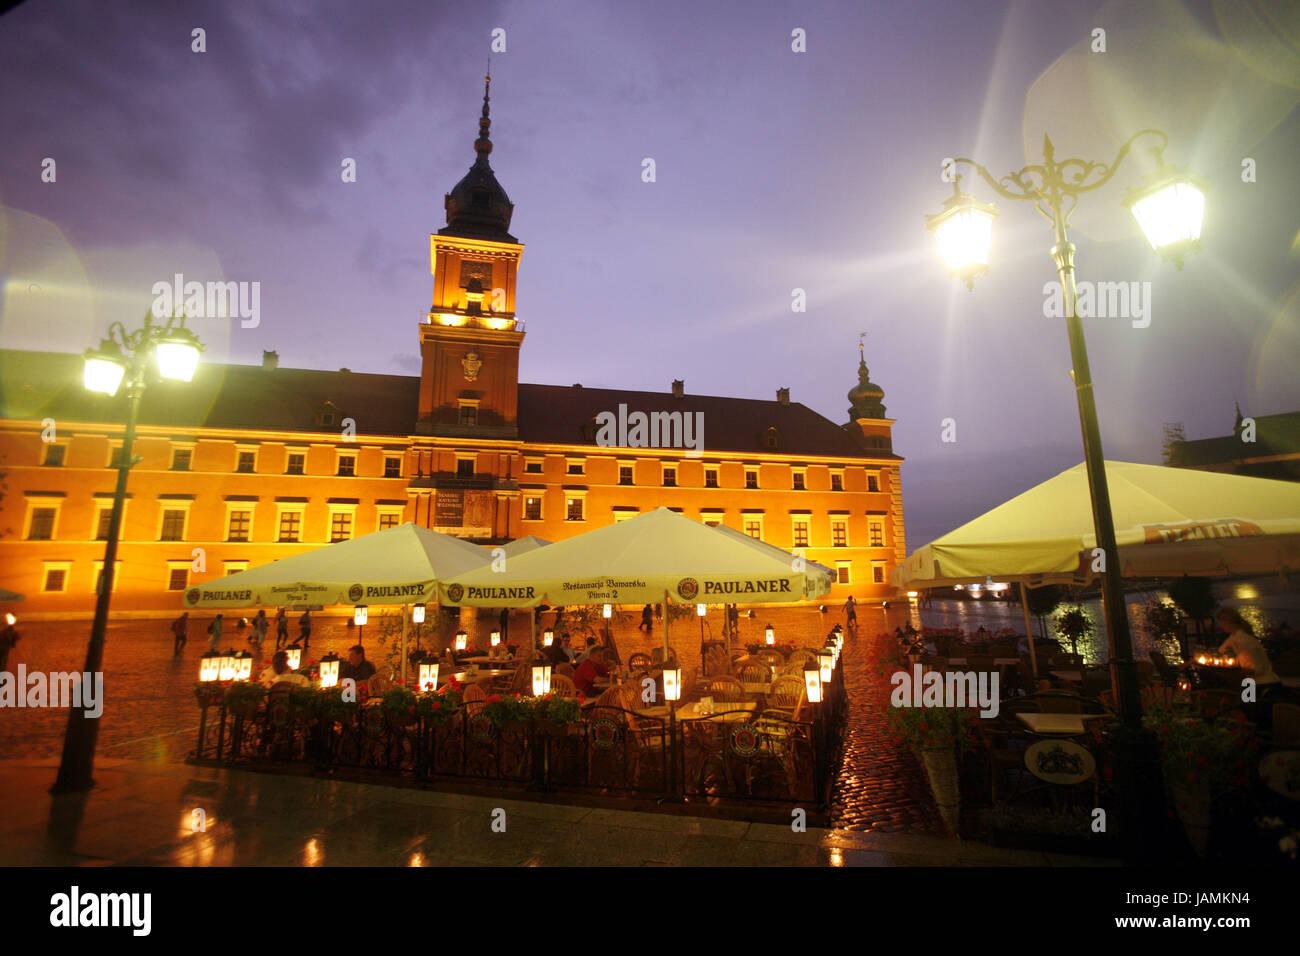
459 259 492 289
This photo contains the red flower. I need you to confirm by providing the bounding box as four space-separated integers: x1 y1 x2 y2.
430 701 441 711
486 694 502 704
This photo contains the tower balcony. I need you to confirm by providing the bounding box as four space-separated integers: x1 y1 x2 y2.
426 310 524 333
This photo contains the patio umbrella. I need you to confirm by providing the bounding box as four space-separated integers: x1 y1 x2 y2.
493 535 551 558
898 461 1300 588
896 462 1300 677
184 522 491 683
439 507 834 655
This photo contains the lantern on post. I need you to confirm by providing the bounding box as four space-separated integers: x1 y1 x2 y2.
532 660 553 696
455 630 468 651
803 659 823 704
542 629 555 647
602 604 612 619
765 624 776 646
218 649 237 682
490 630 501 647
696 604 706 617
418 661 440 693
233 651 253 682
199 650 221 683
819 648 834 685
412 604 426 624
319 652 340 689
662 663 682 702
284 645 302 670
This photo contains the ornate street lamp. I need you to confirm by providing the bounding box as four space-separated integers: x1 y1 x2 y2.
489 629 501 647
199 650 222 684
233 651 253 682
455 630 468 651
765 624 776 646
662 663 682 703
55 310 204 793
927 129 1200 859
602 603 612 619
411 603 426 624
803 659 823 704
542 629 555 647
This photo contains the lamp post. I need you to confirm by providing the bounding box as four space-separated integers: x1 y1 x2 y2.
661 662 683 803
927 129 1205 859
54 310 203 792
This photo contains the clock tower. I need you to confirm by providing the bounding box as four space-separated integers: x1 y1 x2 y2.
417 72 524 439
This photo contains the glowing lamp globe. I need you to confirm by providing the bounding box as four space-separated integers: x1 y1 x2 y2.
765 624 775 646
353 605 368 626
411 604 426 624
1124 169 1207 270
319 653 340 688
455 631 468 651
285 645 302 670
83 349 126 396
662 664 682 702
696 604 706 617
603 604 612 619
532 660 552 696
542 629 555 647
926 189 998 289
490 630 501 647
418 661 440 693
819 649 834 684
154 333 201 382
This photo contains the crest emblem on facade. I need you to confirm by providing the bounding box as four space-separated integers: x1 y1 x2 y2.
461 350 483 382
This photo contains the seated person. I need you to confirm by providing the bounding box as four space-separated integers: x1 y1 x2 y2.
573 637 599 666
543 635 572 667
259 650 310 688
573 652 609 698
338 644 377 683
1216 609 1280 685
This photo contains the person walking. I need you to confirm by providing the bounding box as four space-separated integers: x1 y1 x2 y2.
844 595 858 628
171 612 189 655
251 609 268 650
640 604 653 632
207 613 224 651
275 608 289 649
298 610 312 652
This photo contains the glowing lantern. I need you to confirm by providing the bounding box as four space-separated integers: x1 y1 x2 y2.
412 604 426 624
603 604 612 619
803 659 823 704
218 650 237 682
819 648 834 684
199 650 221 683
532 660 552 696
1124 168 1207 270
233 651 253 682
926 186 998 289
490 630 501 647
662 664 682 702
418 661 440 693
696 604 706 617
765 624 775 646
542 629 555 647
319 653 340 688
154 329 202 382
353 605 368 626
285 645 302 670
455 631 468 651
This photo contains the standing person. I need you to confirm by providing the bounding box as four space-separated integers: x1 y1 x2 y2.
298 609 312 652
207 613 223 651
1216 609 1280 686
640 604 653 632
844 595 858 629
0 616 19 672
275 608 289 649
251 609 268 650
171 612 189 656
498 606 509 643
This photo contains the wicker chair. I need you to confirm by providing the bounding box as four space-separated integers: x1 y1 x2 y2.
786 649 816 667
702 677 747 702
627 652 652 674
543 673 575 698
462 682 489 716
736 661 771 685
703 645 730 677
758 649 786 670
651 646 679 665
767 675 805 713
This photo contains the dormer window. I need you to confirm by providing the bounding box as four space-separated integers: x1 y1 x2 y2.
316 401 343 429
765 426 779 449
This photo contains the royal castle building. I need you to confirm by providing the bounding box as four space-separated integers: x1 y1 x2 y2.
0 79 905 618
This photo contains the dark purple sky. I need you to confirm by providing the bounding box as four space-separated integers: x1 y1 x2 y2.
2 0 1297 548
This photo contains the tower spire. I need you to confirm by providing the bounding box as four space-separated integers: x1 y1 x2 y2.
474 67 492 163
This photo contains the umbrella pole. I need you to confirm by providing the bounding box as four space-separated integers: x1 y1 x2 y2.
662 589 670 661
1019 583 1039 681
530 608 537 659
401 604 409 687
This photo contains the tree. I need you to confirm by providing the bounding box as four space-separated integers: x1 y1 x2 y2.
1167 575 1216 648
1025 585 1067 640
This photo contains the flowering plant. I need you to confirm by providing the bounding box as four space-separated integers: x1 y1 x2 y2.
1054 606 1094 655
380 686 417 716
886 703 977 754
415 689 459 726
534 692 580 725
311 686 358 721
224 681 266 709
193 681 225 706
1143 702 1256 792
483 693 537 727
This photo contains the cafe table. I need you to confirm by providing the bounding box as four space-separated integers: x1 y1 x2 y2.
742 682 772 695
640 701 757 721
1016 712 1105 735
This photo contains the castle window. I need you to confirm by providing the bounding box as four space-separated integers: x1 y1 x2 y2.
831 518 848 547
457 459 474 478
566 496 585 522
867 473 880 493
43 444 65 467
525 458 543 474
765 427 779 449
286 453 305 475
566 459 585 476
237 450 256 473
278 511 302 543
227 510 252 543
663 466 676 487
831 470 844 491
384 456 402 478
26 506 58 540
167 565 189 591
330 510 354 542
172 448 192 471
872 562 886 584
792 519 809 548
458 402 478 426
705 468 718 488
745 469 759 489
95 507 114 541
43 564 70 592
743 517 763 539
377 510 402 531
869 520 884 547
618 465 634 486
836 562 852 585
792 468 805 490
524 496 543 521
337 454 356 477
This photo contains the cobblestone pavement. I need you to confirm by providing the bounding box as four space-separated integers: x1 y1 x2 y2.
0 605 943 834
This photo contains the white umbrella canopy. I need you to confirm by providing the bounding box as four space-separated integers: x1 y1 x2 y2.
439 507 834 608
493 535 551 558
710 522 837 582
183 522 491 609
898 461 1300 589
